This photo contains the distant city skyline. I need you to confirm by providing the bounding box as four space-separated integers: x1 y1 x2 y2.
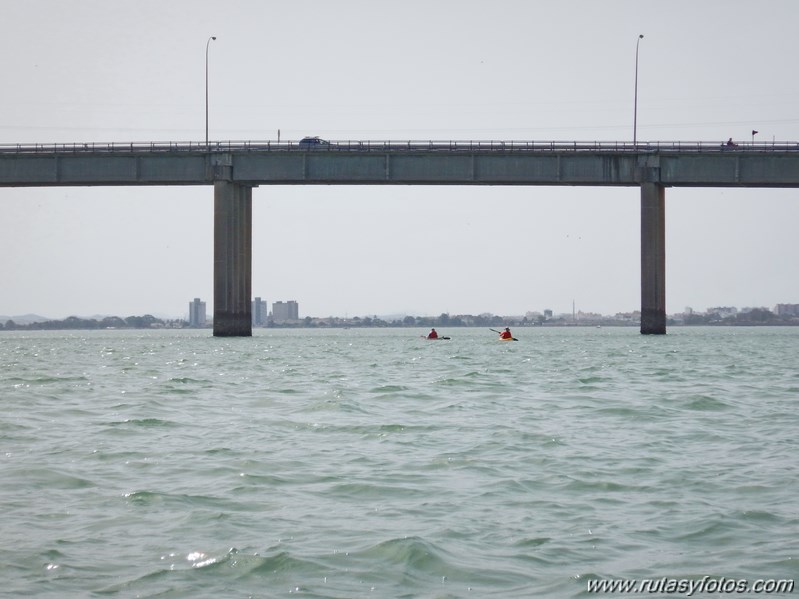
3 301 798 331
3 300 797 326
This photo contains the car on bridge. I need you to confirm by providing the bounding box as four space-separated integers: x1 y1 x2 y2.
297 136 330 149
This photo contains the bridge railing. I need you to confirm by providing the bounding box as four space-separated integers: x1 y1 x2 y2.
1 140 797 155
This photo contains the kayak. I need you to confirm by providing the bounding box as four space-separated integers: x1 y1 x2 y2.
422 336 451 340
490 328 517 341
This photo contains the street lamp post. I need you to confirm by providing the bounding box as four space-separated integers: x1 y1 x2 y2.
633 34 644 146
205 36 217 147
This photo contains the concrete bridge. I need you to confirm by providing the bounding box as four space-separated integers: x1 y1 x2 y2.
3 139 798 335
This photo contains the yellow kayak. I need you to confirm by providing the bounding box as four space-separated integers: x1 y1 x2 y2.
490 328 517 341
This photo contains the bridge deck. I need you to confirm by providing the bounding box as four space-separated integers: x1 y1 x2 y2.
1 140 799 188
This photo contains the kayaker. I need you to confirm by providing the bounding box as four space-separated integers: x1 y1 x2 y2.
499 327 513 340
427 328 439 339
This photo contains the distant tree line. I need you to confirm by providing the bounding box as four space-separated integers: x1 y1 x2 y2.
277 313 544 328
0 315 186 330
680 308 797 326
2 312 533 331
3 308 796 332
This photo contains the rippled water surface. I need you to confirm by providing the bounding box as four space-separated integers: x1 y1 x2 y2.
1 327 798 597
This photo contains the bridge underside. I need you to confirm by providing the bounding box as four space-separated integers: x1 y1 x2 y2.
209 180 670 337
6 142 792 336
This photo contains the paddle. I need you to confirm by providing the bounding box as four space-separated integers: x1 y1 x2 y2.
489 328 518 341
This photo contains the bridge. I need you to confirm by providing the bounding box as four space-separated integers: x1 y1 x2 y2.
3 139 798 335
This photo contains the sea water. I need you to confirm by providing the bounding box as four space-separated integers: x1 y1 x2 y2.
1 326 797 598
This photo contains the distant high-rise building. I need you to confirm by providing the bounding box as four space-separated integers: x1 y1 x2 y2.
189 298 206 327
272 300 299 323
252 297 268 326
775 303 799 317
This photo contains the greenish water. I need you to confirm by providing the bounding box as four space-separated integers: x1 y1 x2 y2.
1 327 797 597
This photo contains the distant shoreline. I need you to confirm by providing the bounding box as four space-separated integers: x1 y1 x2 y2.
2 317 798 332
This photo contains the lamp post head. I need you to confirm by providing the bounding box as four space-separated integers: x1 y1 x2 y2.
639 34 644 39
211 36 216 41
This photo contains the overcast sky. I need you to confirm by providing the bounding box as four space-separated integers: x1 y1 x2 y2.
2 0 798 320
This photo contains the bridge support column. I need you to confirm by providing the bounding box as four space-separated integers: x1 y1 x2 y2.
213 181 252 336
640 182 666 334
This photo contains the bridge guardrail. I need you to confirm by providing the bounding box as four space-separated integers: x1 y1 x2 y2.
1 140 798 155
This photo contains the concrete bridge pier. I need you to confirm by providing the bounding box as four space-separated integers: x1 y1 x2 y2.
213 181 252 336
640 182 666 334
